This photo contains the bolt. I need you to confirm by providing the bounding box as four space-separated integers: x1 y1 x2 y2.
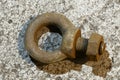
25 12 106 63
76 38 88 56
76 33 106 61
61 28 106 61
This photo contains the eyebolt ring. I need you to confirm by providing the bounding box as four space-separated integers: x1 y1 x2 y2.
24 12 79 63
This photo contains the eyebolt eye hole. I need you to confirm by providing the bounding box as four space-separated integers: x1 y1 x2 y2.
38 32 62 52
46 23 62 36
35 23 63 52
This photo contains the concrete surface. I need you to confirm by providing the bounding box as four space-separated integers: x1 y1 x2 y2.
0 0 120 80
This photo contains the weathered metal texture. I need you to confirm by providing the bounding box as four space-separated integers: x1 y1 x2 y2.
76 38 88 54
86 33 105 61
25 12 106 63
61 28 81 58
75 38 88 58
24 12 81 63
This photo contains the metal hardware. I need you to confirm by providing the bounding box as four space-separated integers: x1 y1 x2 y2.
24 12 106 63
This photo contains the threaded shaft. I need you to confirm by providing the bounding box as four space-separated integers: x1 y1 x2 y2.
76 37 88 58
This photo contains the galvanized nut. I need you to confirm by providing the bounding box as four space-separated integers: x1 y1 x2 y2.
24 12 81 63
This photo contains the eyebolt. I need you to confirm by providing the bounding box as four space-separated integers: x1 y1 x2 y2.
24 12 106 63
24 12 80 63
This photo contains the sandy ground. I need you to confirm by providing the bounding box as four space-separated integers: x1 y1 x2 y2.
0 0 120 80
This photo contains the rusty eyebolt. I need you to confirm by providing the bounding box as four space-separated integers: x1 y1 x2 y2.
24 12 106 63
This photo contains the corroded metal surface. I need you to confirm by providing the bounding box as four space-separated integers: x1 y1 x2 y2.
25 12 106 63
25 12 81 63
25 12 74 63
76 33 105 61
86 33 105 61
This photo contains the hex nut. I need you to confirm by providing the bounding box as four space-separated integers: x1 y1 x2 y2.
86 33 105 61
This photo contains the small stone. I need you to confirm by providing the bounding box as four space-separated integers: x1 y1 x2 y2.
45 78 51 80
55 76 62 80
11 69 17 73
0 30 4 36
46 74 51 77
8 19 13 24
81 65 92 73
69 78 76 80
115 26 119 29
0 39 2 44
